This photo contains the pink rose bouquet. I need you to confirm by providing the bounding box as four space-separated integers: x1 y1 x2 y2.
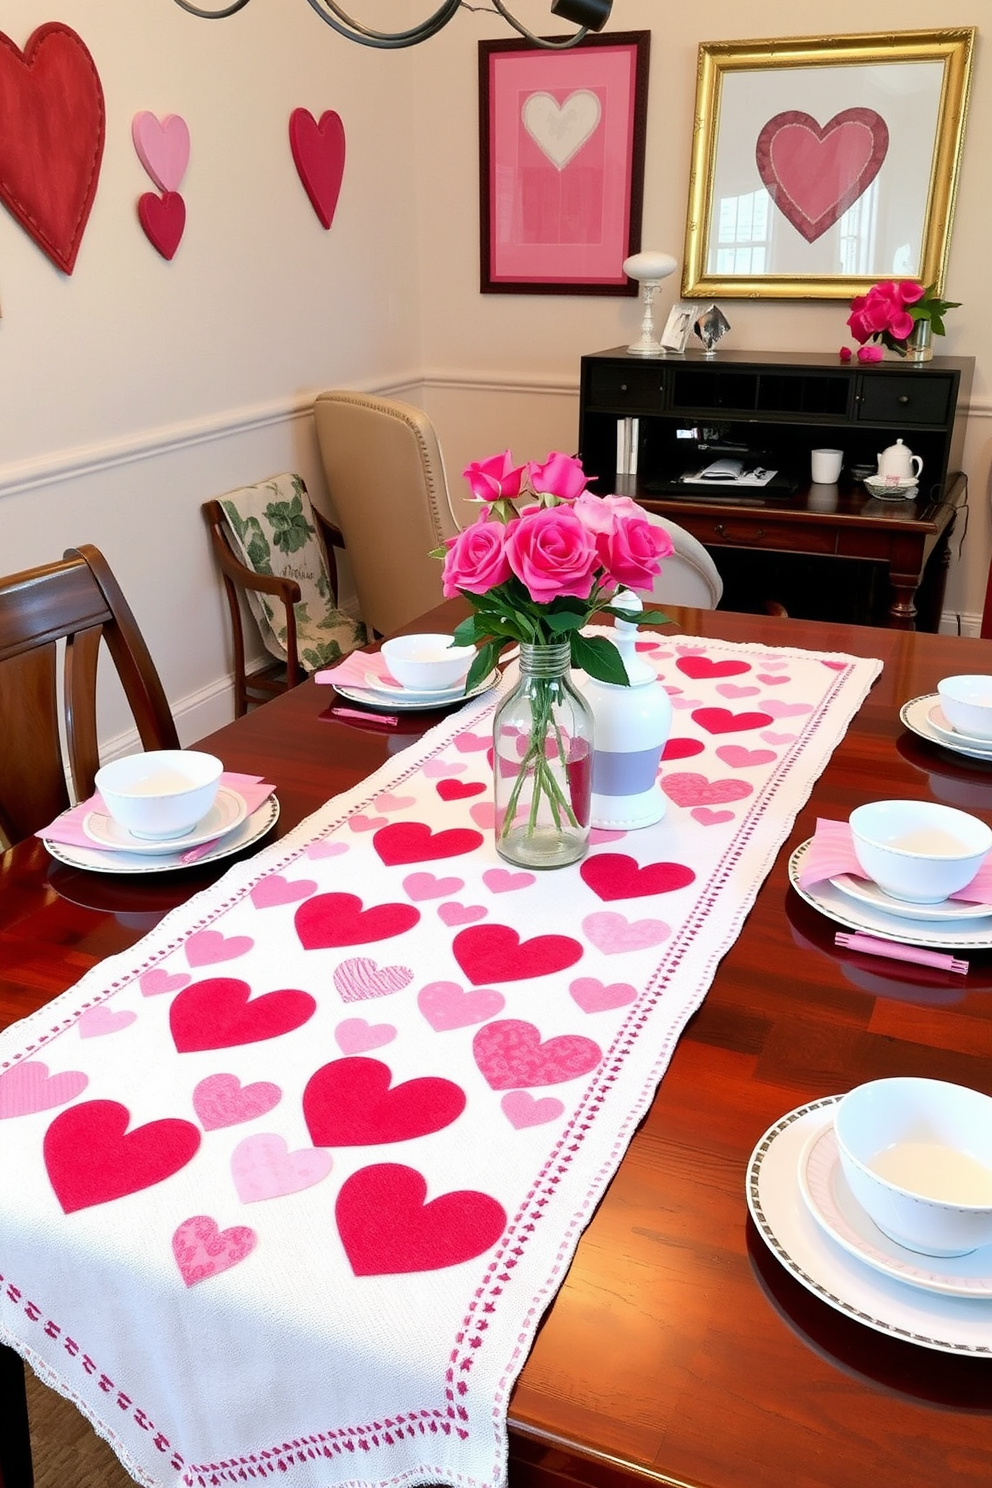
841 281 960 361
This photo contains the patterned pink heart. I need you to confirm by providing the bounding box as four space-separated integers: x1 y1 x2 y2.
131 111 190 192
453 731 490 753
756 108 888 243
716 683 760 699
231 1133 333 1203
349 813 389 833
402 872 464 901
482 868 536 893
715 745 777 768
473 1020 602 1089
417 981 505 1032
0 1061 88 1119
762 700 813 719
569 977 637 1013
139 969 191 997
332 957 413 1002
250 874 317 909
172 1214 256 1286
334 1017 396 1054
501 1091 565 1129
185 930 254 968
761 730 796 745
192 1073 282 1130
757 674 790 686
306 840 349 859
77 1006 136 1039
692 807 735 826
422 759 467 777
374 791 416 813
582 912 671 955
661 773 753 808
438 902 487 927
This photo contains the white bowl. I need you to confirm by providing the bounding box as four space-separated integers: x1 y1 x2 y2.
95 750 223 840
835 1078 992 1256
849 799 992 904
937 675 992 741
380 633 474 692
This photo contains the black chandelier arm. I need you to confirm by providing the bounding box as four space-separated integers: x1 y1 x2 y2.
300 0 462 46
490 1 588 47
172 0 252 16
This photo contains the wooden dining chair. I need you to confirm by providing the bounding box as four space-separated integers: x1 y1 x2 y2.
0 545 179 848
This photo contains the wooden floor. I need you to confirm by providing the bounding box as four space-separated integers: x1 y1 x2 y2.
26 1370 135 1488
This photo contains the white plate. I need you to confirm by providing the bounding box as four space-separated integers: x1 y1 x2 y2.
926 702 992 752
863 476 918 498
901 695 992 763
335 670 499 713
828 872 992 922
44 797 279 875
790 840 992 950
747 1097 992 1354
82 786 247 854
799 1122 992 1300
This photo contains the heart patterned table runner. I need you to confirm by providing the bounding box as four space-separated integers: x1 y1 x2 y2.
0 633 880 1488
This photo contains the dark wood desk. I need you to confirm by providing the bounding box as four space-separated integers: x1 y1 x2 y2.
3 606 992 1488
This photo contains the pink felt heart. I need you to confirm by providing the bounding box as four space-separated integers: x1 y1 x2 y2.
289 107 345 229
692 707 773 735
137 190 185 260
757 674 790 686
762 700 813 719
373 791 416 813
303 1057 465 1146
453 731 490 753
422 759 467 778
582 912 671 955
170 978 316 1053
438 902 487 927
676 656 751 680
481 868 536 893
172 1214 257 1286
349 813 389 833
230 1133 333 1203
588 827 627 844
402 871 465 901
716 683 760 699
192 1073 282 1130
0 1061 88 1119
336 1162 505 1276
692 806 735 826
77 1006 136 1039
452 925 583 986
671 696 704 710
756 108 888 243
660 772 753 808
501 1091 565 1129
580 853 694 902
417 981 505 1032
332 956 413 1002
305 839 349 859
569 977 637 1013
761 730 797 745
139 968 191 997
45 1100 200 1212
185 930 254 968
131 111 189 191
715 745 777 768
296 893 420 949
661 737 704 762
250 874 317 909
334 1017 396 1055
473 1020 602 1089
470 802 496 830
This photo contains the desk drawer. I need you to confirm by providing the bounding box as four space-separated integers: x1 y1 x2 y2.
857 374 952 426
683 515 837 555
586 362 668 412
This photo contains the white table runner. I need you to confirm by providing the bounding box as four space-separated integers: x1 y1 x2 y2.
0 633 880 1488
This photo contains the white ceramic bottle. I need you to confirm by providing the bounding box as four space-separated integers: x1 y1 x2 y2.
581 592 672 829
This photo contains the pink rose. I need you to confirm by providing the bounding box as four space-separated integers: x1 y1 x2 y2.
839 346 852 362
896 281 925 306
441 513 512 597
503 506 599 604
857 344 884 363
462 450 526 503
527 452 592 502
574 494 672 592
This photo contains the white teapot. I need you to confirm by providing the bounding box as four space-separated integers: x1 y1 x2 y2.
877 438 923 482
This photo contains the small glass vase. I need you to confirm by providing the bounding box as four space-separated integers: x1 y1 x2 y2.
492 641 593 869
906 319 934 362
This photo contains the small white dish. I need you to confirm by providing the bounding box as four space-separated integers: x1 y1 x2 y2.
902 695 992 762
379 633 474 692
95 749 223 839
849 799 992 904
334 670 499 713
829 873 992 922
799 1122 992 1299
937 675 992 741
44 796 279 875
864 476 918 499
927 702 992 753
83 786 247 854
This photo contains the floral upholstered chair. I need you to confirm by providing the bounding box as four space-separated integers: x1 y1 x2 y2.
204 472 367 715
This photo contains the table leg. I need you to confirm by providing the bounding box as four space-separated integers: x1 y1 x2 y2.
0 1343 33 1488
886 577 919 630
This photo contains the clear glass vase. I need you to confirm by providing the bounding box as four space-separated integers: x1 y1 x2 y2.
492 641 593 869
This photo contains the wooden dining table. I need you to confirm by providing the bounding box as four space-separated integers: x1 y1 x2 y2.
2 601 992 1488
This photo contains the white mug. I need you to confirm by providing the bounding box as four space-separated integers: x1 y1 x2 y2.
877 439 923 482
811 448 843 483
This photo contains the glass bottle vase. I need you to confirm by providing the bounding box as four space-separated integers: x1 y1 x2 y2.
491 641 593 869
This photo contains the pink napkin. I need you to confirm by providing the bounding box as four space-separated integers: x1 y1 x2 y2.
314 651 398 689
37 772 274 857
799 817 992 903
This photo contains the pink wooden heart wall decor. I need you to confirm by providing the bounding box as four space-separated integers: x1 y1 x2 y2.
132 111 189 260
0 22 105 274
755 108 889 244
289 108 346 229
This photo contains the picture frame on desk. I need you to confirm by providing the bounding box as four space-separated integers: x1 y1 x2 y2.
478 31 649 295
681 29 975 302
660 303 697 353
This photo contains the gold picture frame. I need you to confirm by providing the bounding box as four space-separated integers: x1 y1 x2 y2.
681 29 975 300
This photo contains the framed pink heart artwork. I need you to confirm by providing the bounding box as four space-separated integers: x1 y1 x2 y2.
681 29 975 301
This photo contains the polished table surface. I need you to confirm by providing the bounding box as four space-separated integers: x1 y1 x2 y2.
3 603 992 1488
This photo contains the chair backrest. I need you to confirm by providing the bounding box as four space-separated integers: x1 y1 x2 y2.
643 513 724 609
0 545 178 846
313 390 461 636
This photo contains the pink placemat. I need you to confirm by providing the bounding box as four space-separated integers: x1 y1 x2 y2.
0 633 880 1488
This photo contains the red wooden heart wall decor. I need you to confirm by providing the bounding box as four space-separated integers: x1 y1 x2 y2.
289 107 345 229
0 22 105 274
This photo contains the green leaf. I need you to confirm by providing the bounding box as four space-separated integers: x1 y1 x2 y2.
637 608 670 627
544 611 586 635
571 632 629 685
464 639 500 692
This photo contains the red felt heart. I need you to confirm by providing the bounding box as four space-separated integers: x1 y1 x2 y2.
170 977 316 1052
137 189 185 260
373 821 483 866
473 1019 602 1089
580 853 695 902
336 1163 505 1276
44 1100 200 1213
289 107 345 229
755 108 888 244
452 924 583 986
303 1056 465 1146
295 892 420 949
692 707 773 735
661 736 704 761
0 23 105 273
435 779 486 802
676 657 751 680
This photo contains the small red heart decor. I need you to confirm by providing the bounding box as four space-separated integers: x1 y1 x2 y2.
452 924 583 986
691 707 773 736
755 108 888 244
336 1162 505 1276
303 1056 465 1146
138 190 185 260
44 1100 201 1213
580 853 695 902
676 657 751 680
295 892 420 949
170 977 316 1052
0 22 105 274
289 107 345 229
373 821 484 866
